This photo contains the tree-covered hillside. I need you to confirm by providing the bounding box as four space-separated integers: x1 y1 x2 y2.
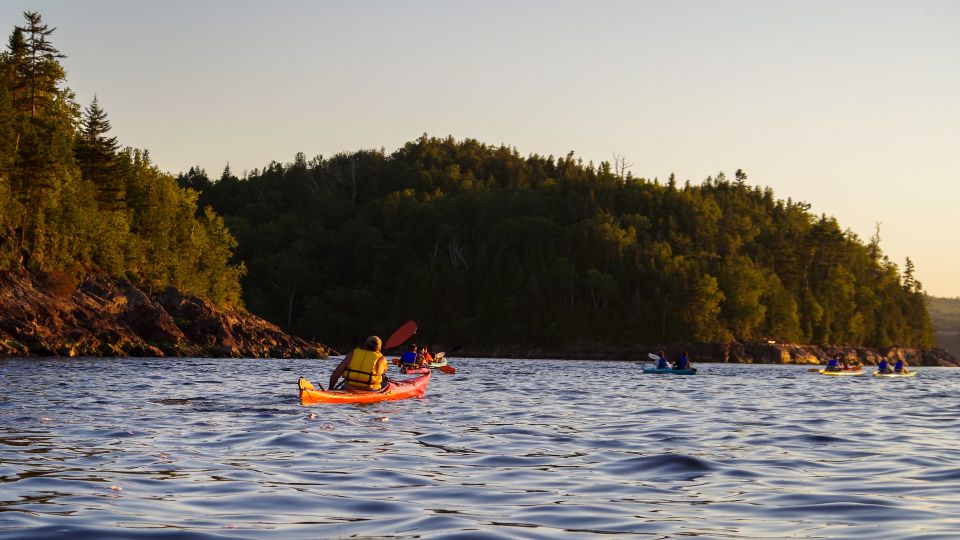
181 136 933 349
927 296 960 357
0 12 243 306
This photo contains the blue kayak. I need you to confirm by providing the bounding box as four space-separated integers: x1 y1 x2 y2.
641 364 697 375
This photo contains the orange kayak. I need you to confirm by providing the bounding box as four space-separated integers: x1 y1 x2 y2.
298 373 431 405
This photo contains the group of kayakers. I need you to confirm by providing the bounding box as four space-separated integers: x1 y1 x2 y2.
876 357 910 374
329 334 913 392
822 355 910 374
329 337 443 391
400 344 433 369
654 351 693 370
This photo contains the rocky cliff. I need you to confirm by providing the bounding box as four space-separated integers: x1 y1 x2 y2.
0 270 330 358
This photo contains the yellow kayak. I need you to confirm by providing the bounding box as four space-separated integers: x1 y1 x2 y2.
873 370 917 378
819 368 864 376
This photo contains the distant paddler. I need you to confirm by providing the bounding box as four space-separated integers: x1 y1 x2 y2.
893 358 910 374
673 351 693 370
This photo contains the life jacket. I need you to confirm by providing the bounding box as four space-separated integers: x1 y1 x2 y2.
826 358 839 370
877 360 889 372
343 348 384 390
656 358 669 369
422 352 434 363
400 351 418 366
893 360 905 371
675 356 689 370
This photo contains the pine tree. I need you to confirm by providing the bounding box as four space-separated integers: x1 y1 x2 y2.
6 11 77 265
75 95 123 208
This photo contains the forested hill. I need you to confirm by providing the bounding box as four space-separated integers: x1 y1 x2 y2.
0 12 243 306
181 136 933 350
927 296 960 358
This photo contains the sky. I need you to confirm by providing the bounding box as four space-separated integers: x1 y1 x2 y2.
3 1 959 297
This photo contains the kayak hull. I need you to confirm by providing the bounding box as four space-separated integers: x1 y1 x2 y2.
641 365 697 375
400 366 430 375
819 369 864 376
298 372 431 404
873 371 917 378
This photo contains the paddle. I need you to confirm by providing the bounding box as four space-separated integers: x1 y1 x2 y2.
385 320 417 350
437 364 456 374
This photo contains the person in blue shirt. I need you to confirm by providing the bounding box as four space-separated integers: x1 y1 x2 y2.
893 358 909 374
877 358 892 374
673 351 692 370
655 351 670 369
399 344 419 368
825 357 841 372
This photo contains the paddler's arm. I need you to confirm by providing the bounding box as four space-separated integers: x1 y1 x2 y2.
375 356 388 376
329 353 352 389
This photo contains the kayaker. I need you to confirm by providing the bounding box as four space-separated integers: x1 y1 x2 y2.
655 351 670 370
399 344 419 369
420 346 434 366
674 351 692 370
329 335 389 391
877 358 892 374
893 358 909 374
824 357 841 372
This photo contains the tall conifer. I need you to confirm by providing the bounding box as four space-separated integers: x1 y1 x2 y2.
75 96 123 208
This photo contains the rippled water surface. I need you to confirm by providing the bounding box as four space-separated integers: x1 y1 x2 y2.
1 357 958 539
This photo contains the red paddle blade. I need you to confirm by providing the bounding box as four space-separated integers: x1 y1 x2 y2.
385 320 417 350
438 365 456 374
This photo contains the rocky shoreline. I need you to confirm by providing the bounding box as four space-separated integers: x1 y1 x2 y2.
0 270 330 358
462 341 959 367
3 268 956 367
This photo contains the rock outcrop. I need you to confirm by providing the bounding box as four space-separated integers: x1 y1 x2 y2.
0 270 329 358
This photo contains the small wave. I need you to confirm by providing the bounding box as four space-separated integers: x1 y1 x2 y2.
600 453 716 479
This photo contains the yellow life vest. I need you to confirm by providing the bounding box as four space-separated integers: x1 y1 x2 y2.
343 348 384 390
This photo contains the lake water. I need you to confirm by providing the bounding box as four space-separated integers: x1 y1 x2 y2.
1 357 958 539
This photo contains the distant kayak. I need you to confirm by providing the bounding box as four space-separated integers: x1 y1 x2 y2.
819 368 864 376
641 364 697 375
873 370 917 378
298 373 431 405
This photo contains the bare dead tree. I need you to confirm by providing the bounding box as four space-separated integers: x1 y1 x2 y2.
612 152 633 182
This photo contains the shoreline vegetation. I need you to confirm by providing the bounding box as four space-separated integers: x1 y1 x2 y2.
0 12 951 364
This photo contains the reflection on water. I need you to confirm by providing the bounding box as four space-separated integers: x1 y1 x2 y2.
1 357 958 538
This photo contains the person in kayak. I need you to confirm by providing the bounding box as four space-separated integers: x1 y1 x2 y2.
824 357 841 371
655 351 670 369
673 351 692 370
329 335 389 391
893 358 910 374
399 344 419 369
877 358 892 374
420 345 434 366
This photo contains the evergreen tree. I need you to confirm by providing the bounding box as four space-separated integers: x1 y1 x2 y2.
75 95 123 208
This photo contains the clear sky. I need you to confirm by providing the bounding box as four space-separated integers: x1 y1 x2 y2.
4 1 959 296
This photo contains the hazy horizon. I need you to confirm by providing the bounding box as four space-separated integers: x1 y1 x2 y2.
3 0 958 296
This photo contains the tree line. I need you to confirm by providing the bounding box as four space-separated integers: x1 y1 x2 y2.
181 135 933 349
0 12 243 306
